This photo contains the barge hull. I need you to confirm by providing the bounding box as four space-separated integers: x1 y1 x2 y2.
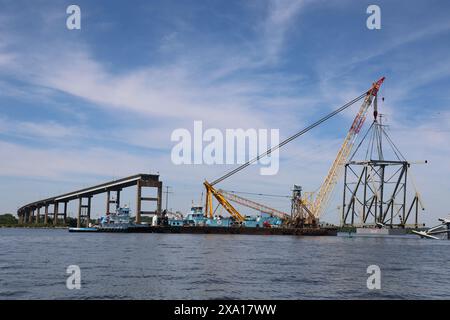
70 225 337 236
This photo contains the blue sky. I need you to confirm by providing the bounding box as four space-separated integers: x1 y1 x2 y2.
1 0 449 225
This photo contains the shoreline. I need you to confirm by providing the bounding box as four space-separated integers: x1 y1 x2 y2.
0 225 68 229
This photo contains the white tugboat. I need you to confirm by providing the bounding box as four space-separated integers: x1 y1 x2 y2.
69 205 149 232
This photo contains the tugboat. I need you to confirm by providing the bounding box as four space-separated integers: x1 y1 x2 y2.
69 205 150 232
99 205 132 229
98 205 149 232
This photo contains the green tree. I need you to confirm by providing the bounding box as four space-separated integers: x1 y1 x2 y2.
66 217 78 227
0 213 18 225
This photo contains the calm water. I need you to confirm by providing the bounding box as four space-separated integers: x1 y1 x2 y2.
0 228 449 299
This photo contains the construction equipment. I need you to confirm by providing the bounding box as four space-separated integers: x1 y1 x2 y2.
290 185 317 227
203 77 385 227
218 189 290 220
308 77 385 219
204 181 245 222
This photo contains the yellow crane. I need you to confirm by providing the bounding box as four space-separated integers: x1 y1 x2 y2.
308 77 385 219
203 77 385 226
204 180 245 222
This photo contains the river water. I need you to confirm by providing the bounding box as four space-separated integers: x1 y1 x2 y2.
0 228 449 299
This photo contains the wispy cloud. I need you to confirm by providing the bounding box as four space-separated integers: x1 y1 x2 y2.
0 1 318 135
0 117 79 140
262 0 307 63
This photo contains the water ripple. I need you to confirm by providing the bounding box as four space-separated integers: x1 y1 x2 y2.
1 228 450 299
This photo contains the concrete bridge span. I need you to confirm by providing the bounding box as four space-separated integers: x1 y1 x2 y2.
17 174 163 227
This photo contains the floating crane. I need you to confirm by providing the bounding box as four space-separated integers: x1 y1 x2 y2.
204 77 385 226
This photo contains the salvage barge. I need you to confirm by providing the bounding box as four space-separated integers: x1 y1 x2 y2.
68 205 337 236
69 225 336 236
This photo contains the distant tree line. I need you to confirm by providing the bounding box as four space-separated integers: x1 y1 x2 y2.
0 213 18 225
0 213 81 227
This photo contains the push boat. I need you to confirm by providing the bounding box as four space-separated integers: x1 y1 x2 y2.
69 205 149 232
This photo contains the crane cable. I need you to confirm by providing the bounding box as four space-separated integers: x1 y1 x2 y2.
210 91 369 186
221 190 291 199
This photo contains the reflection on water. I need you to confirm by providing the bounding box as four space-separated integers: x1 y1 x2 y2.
0 228 449 299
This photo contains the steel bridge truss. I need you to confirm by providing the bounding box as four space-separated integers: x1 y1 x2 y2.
342 160 420 228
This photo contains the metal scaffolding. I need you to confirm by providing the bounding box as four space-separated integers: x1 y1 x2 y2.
341 116 423 228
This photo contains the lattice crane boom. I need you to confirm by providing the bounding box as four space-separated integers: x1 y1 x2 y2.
219 189 290 220
311 77 385 218
204 181 246 222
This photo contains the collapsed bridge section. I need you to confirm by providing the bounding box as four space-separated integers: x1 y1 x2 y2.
17 174 163 227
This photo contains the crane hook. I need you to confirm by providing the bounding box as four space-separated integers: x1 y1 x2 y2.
373 94 378 121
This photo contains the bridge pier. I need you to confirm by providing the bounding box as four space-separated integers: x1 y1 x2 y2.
77 198 82 228
63 201 68 225
136 180 141 223
53 202 59 226
36 206 40 224
51 202 68 225
106 190 121 214
135 177 162 224
28 208 33 224
44 204 49 224
106 191 111 214
77 196 92 227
